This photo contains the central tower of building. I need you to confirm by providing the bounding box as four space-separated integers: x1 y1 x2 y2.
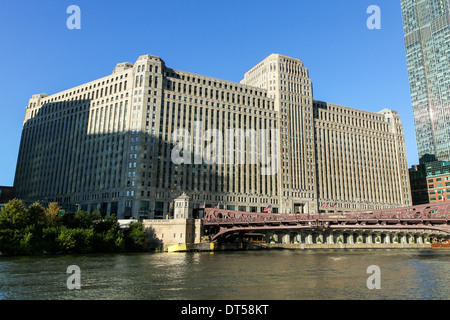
241 54 316 213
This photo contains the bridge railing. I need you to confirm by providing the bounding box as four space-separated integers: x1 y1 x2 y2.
202 202 450 225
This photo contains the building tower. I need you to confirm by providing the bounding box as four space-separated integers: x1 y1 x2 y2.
241 54 317 214
400 0 450 161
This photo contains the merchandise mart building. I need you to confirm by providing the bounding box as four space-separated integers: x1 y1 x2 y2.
14 54 412 219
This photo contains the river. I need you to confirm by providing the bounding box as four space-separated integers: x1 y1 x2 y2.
1 249 449 300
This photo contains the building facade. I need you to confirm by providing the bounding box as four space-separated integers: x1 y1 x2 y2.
241 54 411 213
425 160 450 202
313 104 411 212
0 186 15 206
240 54 317 214
14 54 412 218
400 0 450 162
409 155 450 204
409 164 430 205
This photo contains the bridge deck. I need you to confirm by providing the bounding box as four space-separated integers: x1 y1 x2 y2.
202 202 450 241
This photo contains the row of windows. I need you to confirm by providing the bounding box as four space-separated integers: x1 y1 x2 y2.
166 68 268 98
428 176 450 183
430 195 450 201
163 94 275 118
428 182 450 188
31 73 130 108
163 79 275 111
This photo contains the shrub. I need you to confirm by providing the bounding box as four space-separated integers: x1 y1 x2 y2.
19 232 33 255
73 211 93 229
0 199 149 256
0 229 20 255
45 202 62 227
70 228 94 253
57 228 76 253
25 202 47 230
124 222 147 252
0 199 27 231
42 227 61 253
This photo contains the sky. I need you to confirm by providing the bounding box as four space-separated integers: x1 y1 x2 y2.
0 0 418 186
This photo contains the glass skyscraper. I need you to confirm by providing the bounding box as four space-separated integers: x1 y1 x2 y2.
400 0 450 162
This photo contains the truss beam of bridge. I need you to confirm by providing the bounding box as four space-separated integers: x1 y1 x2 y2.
202 202 450 242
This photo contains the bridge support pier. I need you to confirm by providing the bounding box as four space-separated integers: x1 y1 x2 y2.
326 233 334 245
240 229 441 248
305 233 313 244
415 234 423 244
345 233 354 244
401 234 408 244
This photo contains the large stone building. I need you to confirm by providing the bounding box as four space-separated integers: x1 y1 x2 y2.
14 53 412 218
313 104 411 212
241 54 411 213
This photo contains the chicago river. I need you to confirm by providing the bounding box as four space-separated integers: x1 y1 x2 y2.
1 249 449 300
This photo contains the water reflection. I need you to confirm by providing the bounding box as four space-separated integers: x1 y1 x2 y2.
0 250 449 300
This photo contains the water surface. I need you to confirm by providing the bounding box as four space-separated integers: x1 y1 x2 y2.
1 249 449 300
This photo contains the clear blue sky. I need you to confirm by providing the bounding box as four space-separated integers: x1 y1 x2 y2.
0 0 417 186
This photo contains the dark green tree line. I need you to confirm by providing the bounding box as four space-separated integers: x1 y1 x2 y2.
0 199 148 256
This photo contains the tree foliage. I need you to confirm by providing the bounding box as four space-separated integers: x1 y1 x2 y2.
0 199 148 256
0 199 27 231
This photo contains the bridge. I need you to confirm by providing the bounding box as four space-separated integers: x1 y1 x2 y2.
202 202 450 245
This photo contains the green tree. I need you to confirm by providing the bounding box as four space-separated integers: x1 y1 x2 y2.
91 208 102 221
124 222 147 252
70 228 94 253
45 202 62 227
93 214 119 234
0 199 27 231
25 202 47 230
73 210 93 229
62 211 78 229
18 232 33 255
56 228 76 253
103 224 124 253
41 227 61 253
0 229 20 255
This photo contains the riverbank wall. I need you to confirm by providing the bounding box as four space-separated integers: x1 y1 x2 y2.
165 242 433 252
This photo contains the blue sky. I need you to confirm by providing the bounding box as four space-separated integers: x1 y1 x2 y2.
0 0 417 186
